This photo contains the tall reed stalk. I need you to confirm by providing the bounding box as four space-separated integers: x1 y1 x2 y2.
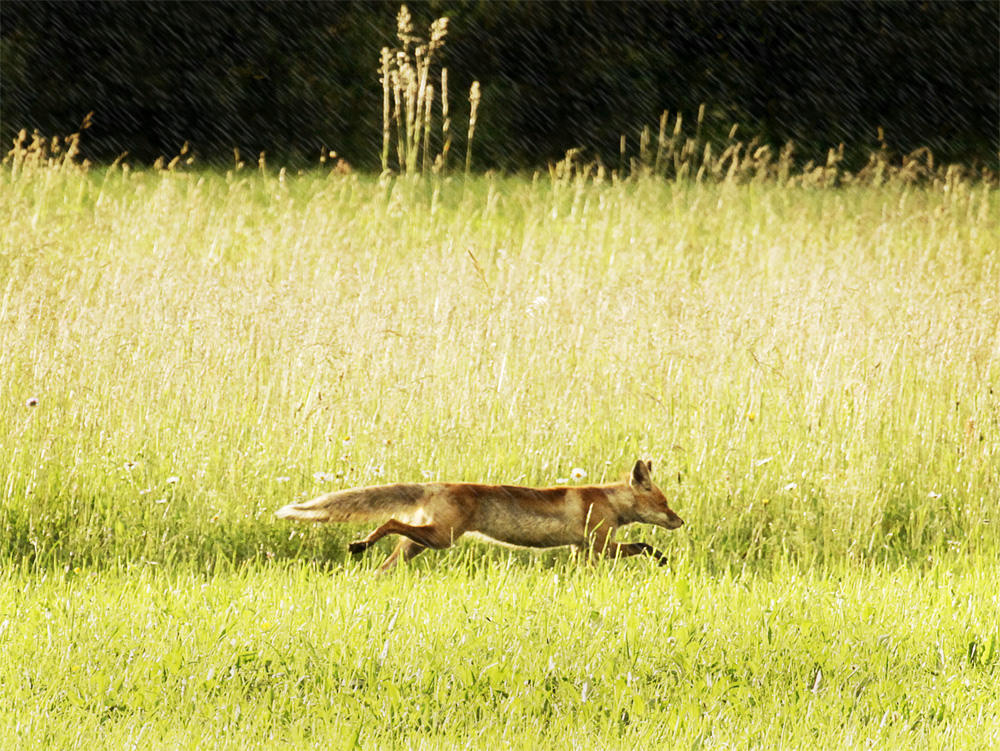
379 5 452 177
466 80 481 177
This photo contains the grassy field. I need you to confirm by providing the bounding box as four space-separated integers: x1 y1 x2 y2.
1 559 998 749
1 141 998 747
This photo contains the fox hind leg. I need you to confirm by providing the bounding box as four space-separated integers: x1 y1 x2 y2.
377 539 428 572
348 518 460 555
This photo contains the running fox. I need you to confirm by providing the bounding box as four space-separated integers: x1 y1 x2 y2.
275 459 684 571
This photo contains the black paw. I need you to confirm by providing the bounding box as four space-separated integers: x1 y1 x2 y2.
347 540 369 555
637 543 668 565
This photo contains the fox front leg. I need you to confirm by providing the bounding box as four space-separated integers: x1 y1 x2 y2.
592 537 669 566
617 541 669 566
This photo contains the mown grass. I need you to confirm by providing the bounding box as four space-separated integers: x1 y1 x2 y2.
1 146 998 747
2 558 998 750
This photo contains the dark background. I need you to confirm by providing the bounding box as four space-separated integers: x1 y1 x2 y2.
2 0 997 171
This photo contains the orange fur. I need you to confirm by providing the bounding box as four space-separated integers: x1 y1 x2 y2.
275 459 683 571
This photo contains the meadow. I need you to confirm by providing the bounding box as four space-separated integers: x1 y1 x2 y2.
1 135 998 748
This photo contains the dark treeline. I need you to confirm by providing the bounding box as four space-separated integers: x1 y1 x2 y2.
2 1 997 171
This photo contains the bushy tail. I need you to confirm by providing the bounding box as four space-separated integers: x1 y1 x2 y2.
274 483 427 523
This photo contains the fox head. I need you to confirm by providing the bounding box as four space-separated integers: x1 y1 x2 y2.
627 459 685 530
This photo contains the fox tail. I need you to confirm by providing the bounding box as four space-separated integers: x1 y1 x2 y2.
274 483 426 523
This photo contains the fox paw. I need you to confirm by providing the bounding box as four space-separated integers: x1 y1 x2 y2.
347 540 369 555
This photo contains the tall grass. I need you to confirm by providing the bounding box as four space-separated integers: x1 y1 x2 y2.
1 133 997 570
378 5 477 177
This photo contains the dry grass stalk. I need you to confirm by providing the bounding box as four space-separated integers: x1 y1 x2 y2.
466 80 481 177
439 68 451 173
380 5 450 176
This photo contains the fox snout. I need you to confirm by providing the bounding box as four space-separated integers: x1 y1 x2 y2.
666 512 685 530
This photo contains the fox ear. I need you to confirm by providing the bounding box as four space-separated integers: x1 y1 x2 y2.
631 459 653 489
645 460 653 474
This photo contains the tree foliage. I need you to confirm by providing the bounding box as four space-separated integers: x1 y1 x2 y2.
2 1 996 169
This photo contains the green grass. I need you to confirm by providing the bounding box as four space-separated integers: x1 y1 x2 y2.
1 150 998 747
1 559 997 749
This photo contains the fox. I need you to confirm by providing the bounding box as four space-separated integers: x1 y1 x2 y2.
274 459 684 571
